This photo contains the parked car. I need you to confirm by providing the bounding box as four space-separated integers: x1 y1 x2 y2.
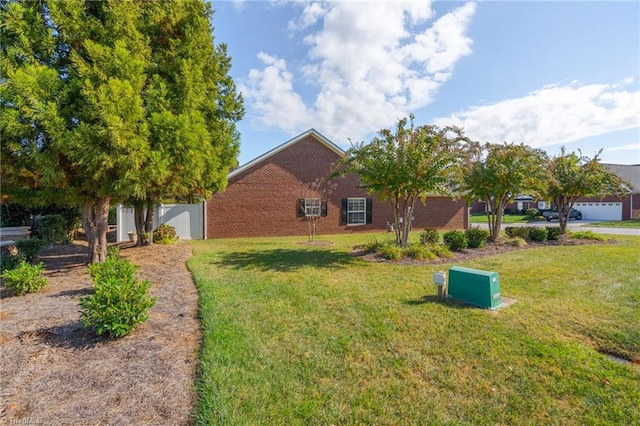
543 208 582 221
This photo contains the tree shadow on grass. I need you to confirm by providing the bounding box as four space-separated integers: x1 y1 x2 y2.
213 248 358 272
404 295 478 310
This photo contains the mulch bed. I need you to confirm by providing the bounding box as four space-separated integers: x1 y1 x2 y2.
0 241 200 425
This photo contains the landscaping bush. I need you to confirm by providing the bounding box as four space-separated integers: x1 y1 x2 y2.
0 252 21 273
419 228 440 245
569 230 606 241
430 244 454 259
506 237 527 247
504 226 530 240
378 243 403 260
363 238 383 254
406 244 437 261
80 257 156 338
525 208 540 217
529 226 548 242
14 238 46 263
1 261 47 295
465 227 489 248
153 224 178 244
443 230 468 251
546 226 563 241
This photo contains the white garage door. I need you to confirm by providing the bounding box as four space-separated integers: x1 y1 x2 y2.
573 202 622 221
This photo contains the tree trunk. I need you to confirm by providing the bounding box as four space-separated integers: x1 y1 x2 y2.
144 198 154 245
133 200 145 247
82 197 110 264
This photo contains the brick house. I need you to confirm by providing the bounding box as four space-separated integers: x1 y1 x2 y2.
206 129 468 239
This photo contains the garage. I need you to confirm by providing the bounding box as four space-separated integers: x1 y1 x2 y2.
573 202 622 221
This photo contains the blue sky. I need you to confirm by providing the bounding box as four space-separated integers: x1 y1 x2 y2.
211 1 640 166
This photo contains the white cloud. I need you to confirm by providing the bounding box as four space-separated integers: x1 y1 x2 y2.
433 80 640 147
241 1 477 142
604 143 640 152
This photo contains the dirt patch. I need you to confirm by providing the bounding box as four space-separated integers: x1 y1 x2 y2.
0 241 200 425
352 236 611 266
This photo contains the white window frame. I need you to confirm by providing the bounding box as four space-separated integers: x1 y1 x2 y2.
347 198 366 225
304 198 321 217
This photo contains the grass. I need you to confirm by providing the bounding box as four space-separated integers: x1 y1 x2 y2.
470 213 545 224
589 219 640 228
188 233 640 425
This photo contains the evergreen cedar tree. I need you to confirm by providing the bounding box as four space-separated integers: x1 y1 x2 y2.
0 0 243 262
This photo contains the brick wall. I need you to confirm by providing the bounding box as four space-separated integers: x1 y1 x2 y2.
207 134 468 239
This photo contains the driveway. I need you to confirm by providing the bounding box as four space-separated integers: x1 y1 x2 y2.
474 220 640 236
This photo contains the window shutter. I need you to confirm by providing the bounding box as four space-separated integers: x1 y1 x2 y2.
366 198 373 224
321 200 328 217
341 199 347 225
296 199 305 217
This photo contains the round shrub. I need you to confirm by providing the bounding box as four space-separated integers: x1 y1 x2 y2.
419 228 440 245
529 226 548 242
504 226 530 240
430 244 454 259
153 224 178 244
546 226 562 241
525 208 540 217
1 261 47 295
14 238 46 263
443 230 468 252
465 227 489 248
80 257 156 338
39 214 70 243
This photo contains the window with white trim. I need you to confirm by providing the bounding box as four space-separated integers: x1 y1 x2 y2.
347 198 366 225
304 198 321 217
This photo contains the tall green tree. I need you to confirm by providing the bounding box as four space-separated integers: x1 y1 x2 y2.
462 142 548 242
1 0 243 258
1 0 150 263
545 148 627 234
334 115 469 247
129 0 243 246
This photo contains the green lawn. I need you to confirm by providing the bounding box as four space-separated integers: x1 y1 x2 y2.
589 220 640 228
470 213 545 224
188 233 640 425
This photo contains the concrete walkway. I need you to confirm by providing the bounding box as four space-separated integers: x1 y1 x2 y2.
474 220 640 236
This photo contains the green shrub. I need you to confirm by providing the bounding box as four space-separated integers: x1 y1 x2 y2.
14 238 46 263
529 226 548 242
153 224 178 245
80 257 156 338
569 230 606 241
363 238 383 254
1 261 47 295
465 227 489 248
443 230 468 251
506 237 527 247
419 228 440 245
1 252 22 273
39 214 70 243
504 226 530 240
379 243 403 260
406 244 437 261
430 244 454 259
106 245 121 259
546 226 563 241
525 208 540 217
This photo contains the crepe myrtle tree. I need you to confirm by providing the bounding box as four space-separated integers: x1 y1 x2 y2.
545 147 628 234
333 115 470 247
462 142 548 242
296 178 336 243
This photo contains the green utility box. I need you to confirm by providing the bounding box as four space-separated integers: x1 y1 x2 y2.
448 266 504 309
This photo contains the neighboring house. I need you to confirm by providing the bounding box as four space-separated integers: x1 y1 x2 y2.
470 164 639 220
573 163 639 221
206 129 468 239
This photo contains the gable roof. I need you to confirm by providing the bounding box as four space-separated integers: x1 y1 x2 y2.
602 163 640 193
229 129 345 178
